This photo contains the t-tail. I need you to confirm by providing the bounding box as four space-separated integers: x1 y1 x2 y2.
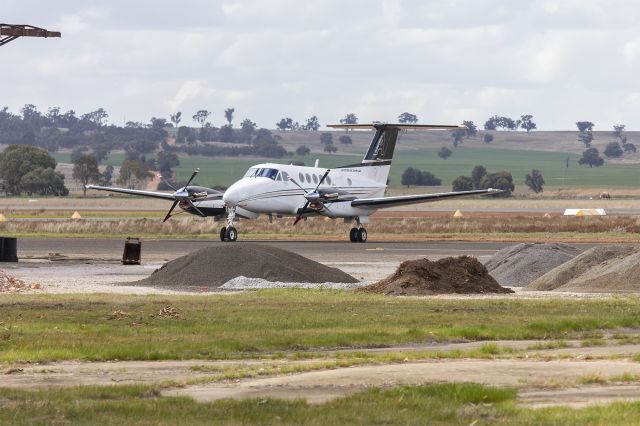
327 123 463 185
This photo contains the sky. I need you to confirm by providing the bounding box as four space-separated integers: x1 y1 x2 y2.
2 0 640 130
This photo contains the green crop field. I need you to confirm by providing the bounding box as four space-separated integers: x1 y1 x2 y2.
55 147 640 189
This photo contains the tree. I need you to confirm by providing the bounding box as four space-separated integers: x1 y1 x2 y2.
450 129 466 147
525 169 545 193
484 116 498 131
479 171 514 197
339 113 358 125
72 154 100 197
483 133 494 143
296 145 310 156
519 115 537 132
170 112 182 128
224 108 235 126
471 165 487 190
150 117 167 129
576 121 594 147
117 159 152 189
276 117 295 131
578 147 604 168
339 135 352 144
99 164 114 186
462 121 477 138
604 142 623 158
437 146 452 159
239 119 257 143
320 132 333 145
323 143 337 154
0 145 58 195
401 167 419 187
218 125 234 142
416 171 441 186
81 108 109 127
613 124 625 138
20 167 68 196
398 112 418 124
192 110 211 127
302 116 320 131
157 151 180 179
452 176 473 191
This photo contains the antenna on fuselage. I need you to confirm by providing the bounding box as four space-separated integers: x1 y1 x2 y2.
314 159 319 168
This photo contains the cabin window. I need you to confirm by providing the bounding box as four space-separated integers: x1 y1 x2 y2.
305 173 311 183
347 178 352 186
312 174 318 184
326 176 332 185
282 171 289 181
299 173 304 182
275 172 283 181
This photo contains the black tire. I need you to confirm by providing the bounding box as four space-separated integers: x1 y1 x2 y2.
349 227 358 242
357 227 367 243
219 227 227 242
225 226 238 242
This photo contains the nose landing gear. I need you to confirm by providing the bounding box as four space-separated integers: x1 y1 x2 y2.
220 206 238 242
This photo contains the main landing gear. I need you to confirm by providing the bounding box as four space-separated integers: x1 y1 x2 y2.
220 206 238 242
349 218 367 243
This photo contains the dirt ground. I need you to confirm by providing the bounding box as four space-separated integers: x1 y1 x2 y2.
4 340 640 408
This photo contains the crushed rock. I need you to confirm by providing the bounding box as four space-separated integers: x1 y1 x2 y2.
130 244 357 291
359 256 513 296
220 276 367 290
484 243 581 287
526 245 639 291
0 269 42 293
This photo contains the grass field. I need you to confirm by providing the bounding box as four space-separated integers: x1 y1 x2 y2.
5 382 640 425
2 292 639 363
54 146 640 189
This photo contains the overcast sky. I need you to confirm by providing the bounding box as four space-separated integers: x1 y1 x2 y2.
3 0 640 130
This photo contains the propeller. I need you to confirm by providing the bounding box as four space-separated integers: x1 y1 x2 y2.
162 168 205 222
288 169 331 225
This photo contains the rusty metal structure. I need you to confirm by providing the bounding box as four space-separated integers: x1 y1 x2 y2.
0 23 61 47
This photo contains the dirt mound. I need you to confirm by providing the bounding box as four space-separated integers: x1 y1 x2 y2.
131 244 357 290
526 245 639 291
359 256 513 296
484 243 581 287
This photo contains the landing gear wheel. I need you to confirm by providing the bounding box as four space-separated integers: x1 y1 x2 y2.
219 227 227 242
224 226 238 242
357 227 367 243
349 228 358 242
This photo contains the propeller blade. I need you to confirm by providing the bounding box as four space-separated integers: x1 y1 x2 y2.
159 174 176 191
184 168 200 188
287 176 306 192
162 200 179 222
314 169 331 192
187 199 206 217
294 200 310 225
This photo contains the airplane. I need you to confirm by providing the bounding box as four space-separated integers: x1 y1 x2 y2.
87 123 502 242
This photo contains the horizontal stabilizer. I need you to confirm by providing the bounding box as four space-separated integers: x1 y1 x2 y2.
327 123 464 131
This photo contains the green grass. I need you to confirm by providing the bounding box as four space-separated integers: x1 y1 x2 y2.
54 146 640 189
3 383 640 425
2 292 640 363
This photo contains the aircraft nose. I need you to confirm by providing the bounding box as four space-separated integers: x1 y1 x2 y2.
222 183 241 206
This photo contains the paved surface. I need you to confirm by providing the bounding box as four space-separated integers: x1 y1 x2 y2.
14 238 601 263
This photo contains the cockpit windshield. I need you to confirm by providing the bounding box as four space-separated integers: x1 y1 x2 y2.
244 167 279 180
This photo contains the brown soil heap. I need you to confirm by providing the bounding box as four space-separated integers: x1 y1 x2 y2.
484 243 581 287
0 270 42 293
360 256 513 296
526 245 639 291
131 244 358 290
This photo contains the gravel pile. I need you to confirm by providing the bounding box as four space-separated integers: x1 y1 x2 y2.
359 256 513 296
130 244 357 291
484 243 581 287
526 245 639 291
221 276 367 290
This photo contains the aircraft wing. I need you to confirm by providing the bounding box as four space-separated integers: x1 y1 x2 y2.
350 188 502 209
85 185 178 201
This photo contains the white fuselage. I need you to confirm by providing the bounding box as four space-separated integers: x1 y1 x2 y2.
222 163 388 219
